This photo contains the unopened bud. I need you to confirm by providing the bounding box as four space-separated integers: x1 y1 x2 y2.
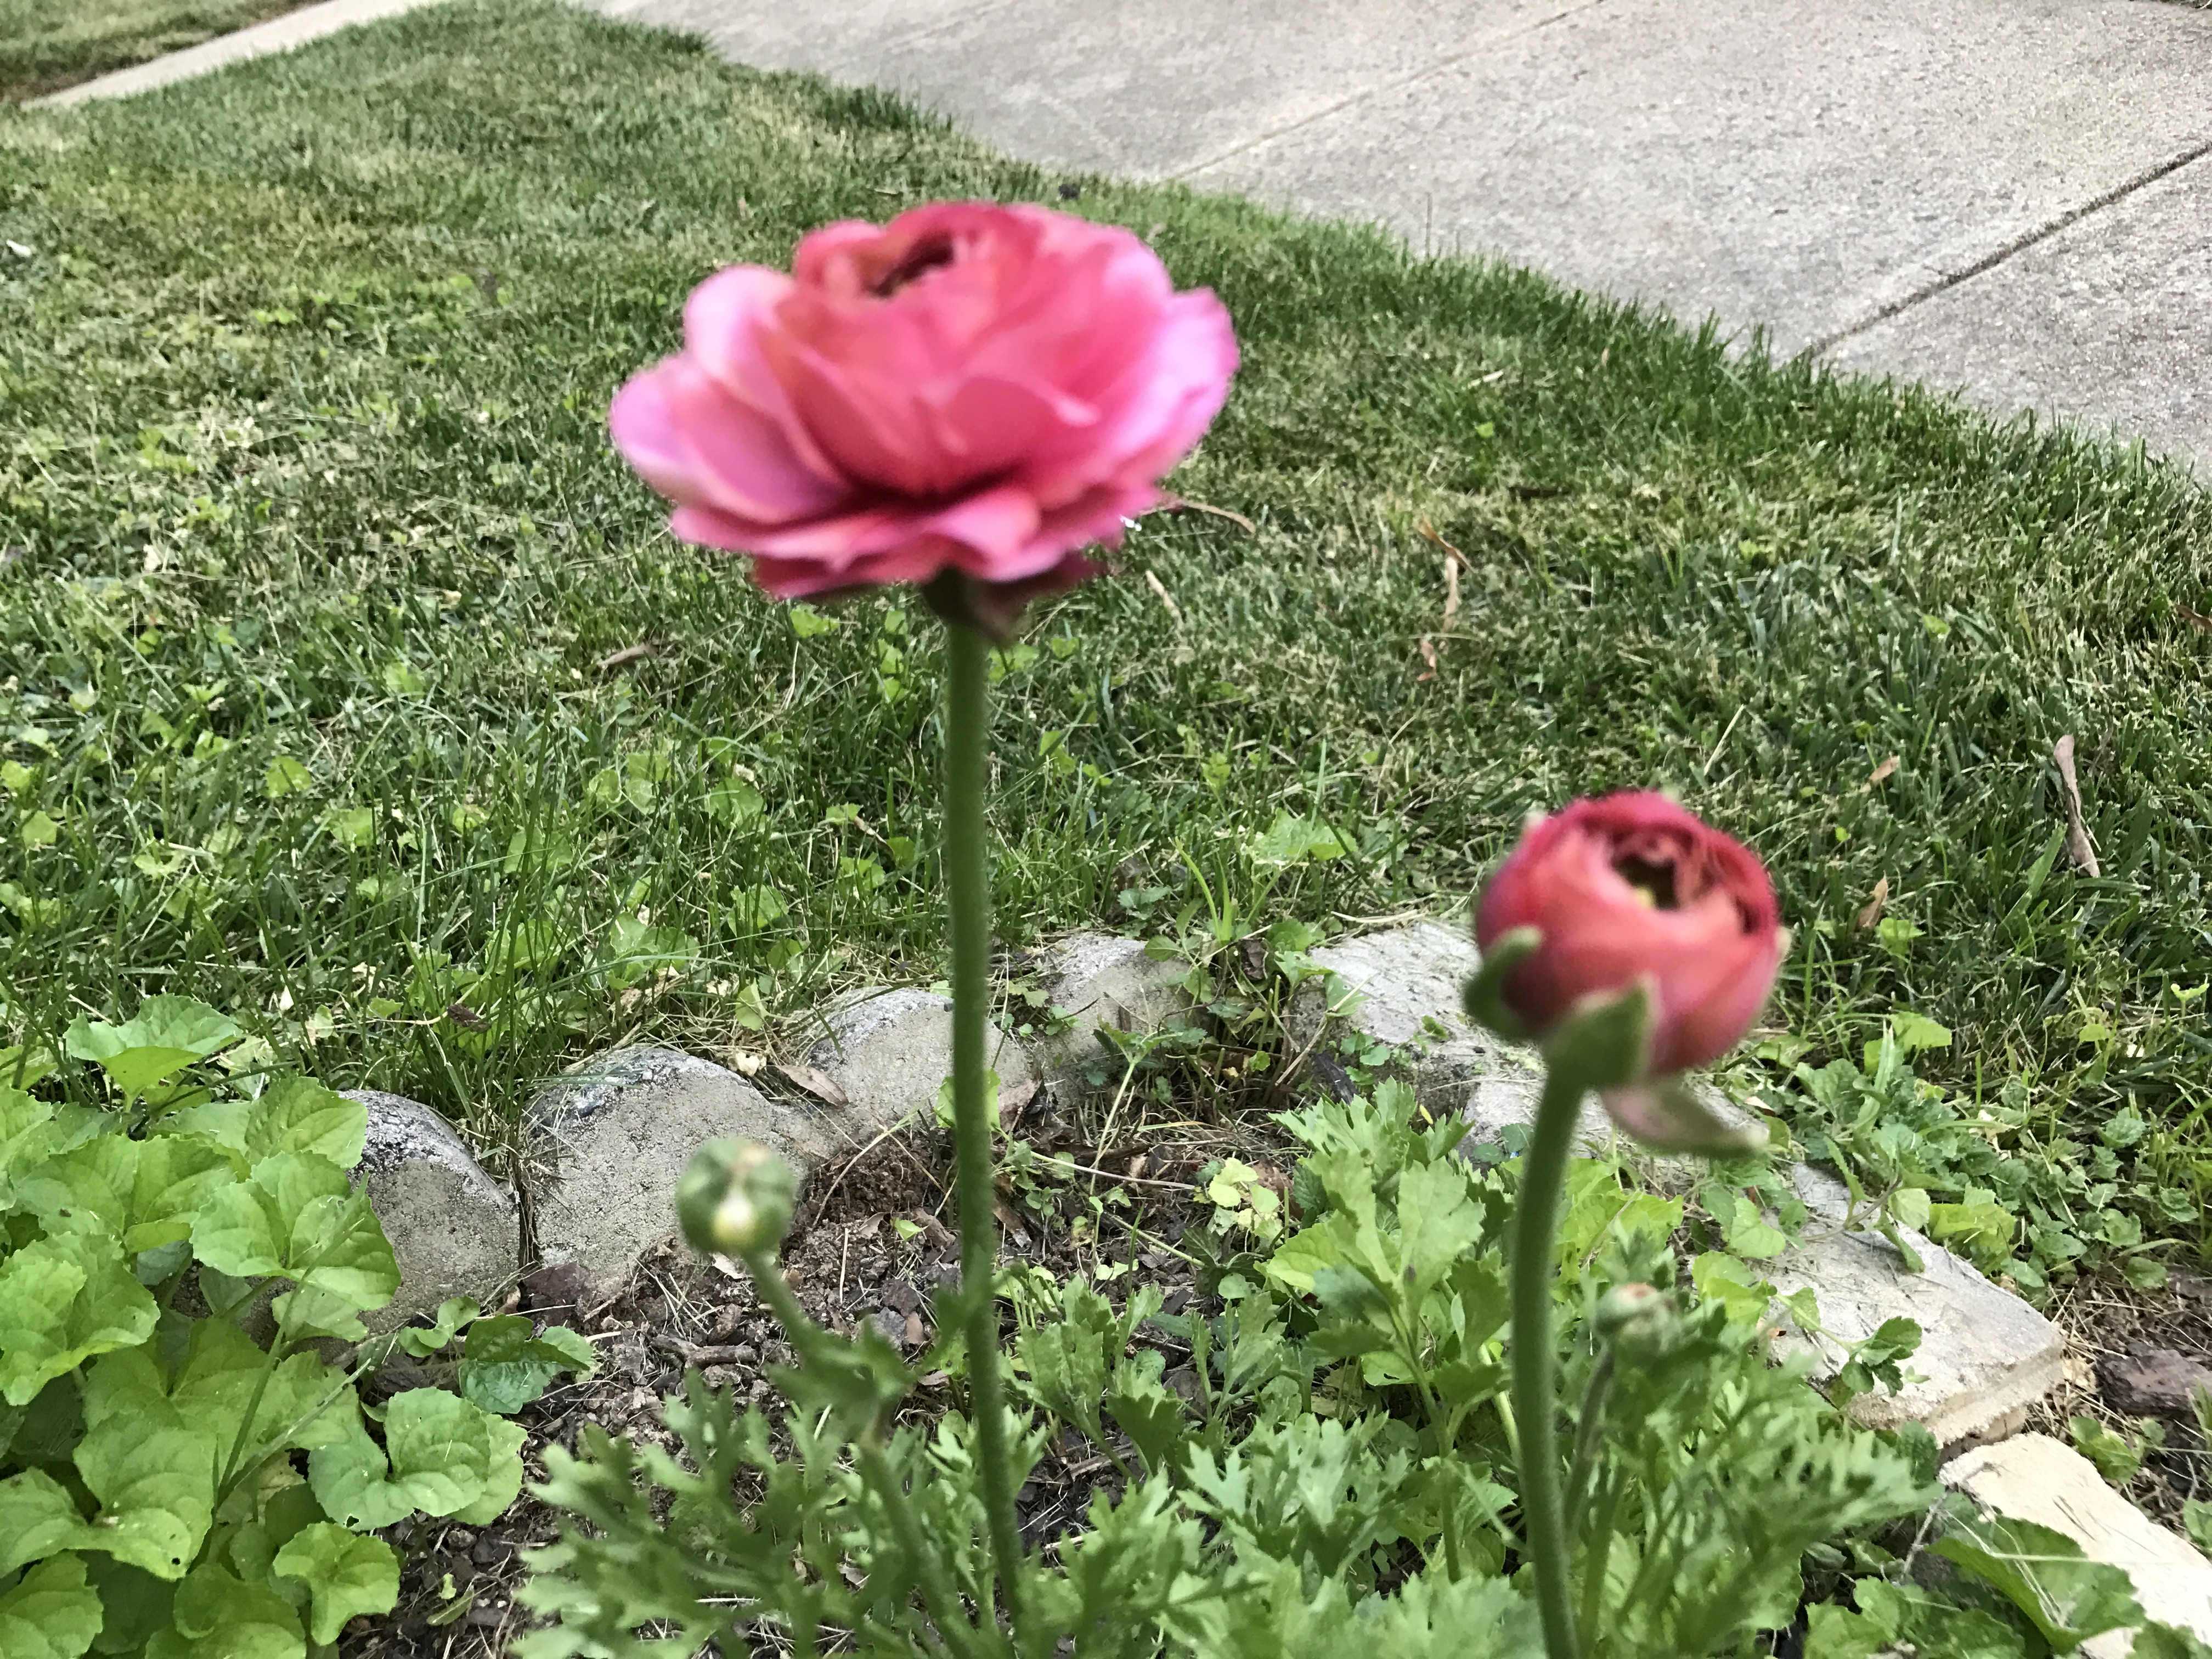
1594 1282 1675 1358
676 1138 795 1257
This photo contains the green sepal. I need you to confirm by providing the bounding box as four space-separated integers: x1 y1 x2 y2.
1460 927 1539 1040
1541 978 1654 1092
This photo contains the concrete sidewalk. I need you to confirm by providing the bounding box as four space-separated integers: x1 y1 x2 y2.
585 0 2212 472
38 0 2212 470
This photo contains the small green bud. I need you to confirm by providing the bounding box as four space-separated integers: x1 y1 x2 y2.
676 1137 795 1257
1594 1282 1677 1360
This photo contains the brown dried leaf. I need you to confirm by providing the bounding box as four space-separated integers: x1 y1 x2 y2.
1855 876 1889 933
996 1076 1040 1129
779 1063 850 1107
1865 755 1899 790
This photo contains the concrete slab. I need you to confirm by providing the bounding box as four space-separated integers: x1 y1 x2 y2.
570 0 2212 469
32 0 453 107
1831 149 2212 466
1945 1432 2212 1657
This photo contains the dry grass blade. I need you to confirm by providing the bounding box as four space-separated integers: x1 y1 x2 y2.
596 640 662 673
1157 493 1257 534
1144 568 1184 625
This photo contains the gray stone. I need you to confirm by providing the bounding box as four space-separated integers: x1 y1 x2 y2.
577 0 2212 471
1768 1167 2062 1454
345 1090 519 1335
800 988 1036 1137
1454 1085 2063 1449
35 0 454 106
524 1047 823 1299
1026 932 1192 1082
1457 1059 1761 1193
1290 919 1500 1109
1944 1433 2212 1657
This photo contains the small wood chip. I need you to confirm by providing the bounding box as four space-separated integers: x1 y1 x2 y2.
1143 569 1183 625
1855 875 1890 933
2053 735 2101 877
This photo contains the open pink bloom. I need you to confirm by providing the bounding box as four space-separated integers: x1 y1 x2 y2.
1475 793 1784 1077
608 201 1238 613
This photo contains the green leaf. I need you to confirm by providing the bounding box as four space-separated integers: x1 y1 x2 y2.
243 1077 367 1170
1888 1011 1953 1053
398 1297 481 1358
262 757 311 799
703 781 763 826
72 1321 355 1581
271 1524 398 1644
0 1469 94 1574
458 1316 596 1415
63 997 240 1107
148 1562 303 1659
1703 1184 1790 1259
16 1130 236 1255
2135 1624 2212 1659
1689 1251 1773 1331
324 807 374 850
308 1389 525 1529
1927 1199 2014 1260
0 1230 159 1406
190 1153 398 1330
1933 1513 2142 1649
0 1554 104 1659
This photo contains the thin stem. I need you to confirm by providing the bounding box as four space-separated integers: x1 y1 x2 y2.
944 622 1025 1645
1511 1064 1588 1659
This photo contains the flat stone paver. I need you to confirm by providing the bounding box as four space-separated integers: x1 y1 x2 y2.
32 0 452 106
578 0 2212 471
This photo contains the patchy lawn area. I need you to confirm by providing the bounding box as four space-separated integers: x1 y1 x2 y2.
2 2 2208 1258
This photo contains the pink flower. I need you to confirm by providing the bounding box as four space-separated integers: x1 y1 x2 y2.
1475 793 1784 1076
608 201 1238 624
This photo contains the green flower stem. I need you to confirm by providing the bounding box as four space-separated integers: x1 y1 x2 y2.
944 620 1026 1645
1512 1063 1588 1659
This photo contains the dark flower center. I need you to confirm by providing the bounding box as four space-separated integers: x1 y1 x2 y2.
1613 853 1680 911
871 233 958 297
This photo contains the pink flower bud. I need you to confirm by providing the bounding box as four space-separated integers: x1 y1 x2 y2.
1474 793 1784 1076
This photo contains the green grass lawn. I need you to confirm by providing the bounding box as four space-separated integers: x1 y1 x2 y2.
2 2 2209 1254
0 0 308 102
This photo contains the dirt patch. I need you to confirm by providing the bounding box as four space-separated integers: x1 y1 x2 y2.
2023 1268 2212 1528
342 1121 1229 1655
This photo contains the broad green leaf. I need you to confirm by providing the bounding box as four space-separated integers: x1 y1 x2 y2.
190 1153 398 1325
1703 1184 1791 1260
0 1554 104 1659
272 1525 398 1644
1927 1199 2014 1259
1802 1603 1885 1659
2135 1624 2212 1659
1933 1514 2141 1649
73 1323 354 1581
262 756 311 799
0 1231 158 1406
458 1317 595 1415
148 1562 303 1659
0 1086 58 1189
1689 1251 1773 1331
16 1132 235 1254
242 1078 366 1170
64 997 240 1107
71 1347 219 1579
308 1389 524 1529
0 1469 94 1573
704 781 764 826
